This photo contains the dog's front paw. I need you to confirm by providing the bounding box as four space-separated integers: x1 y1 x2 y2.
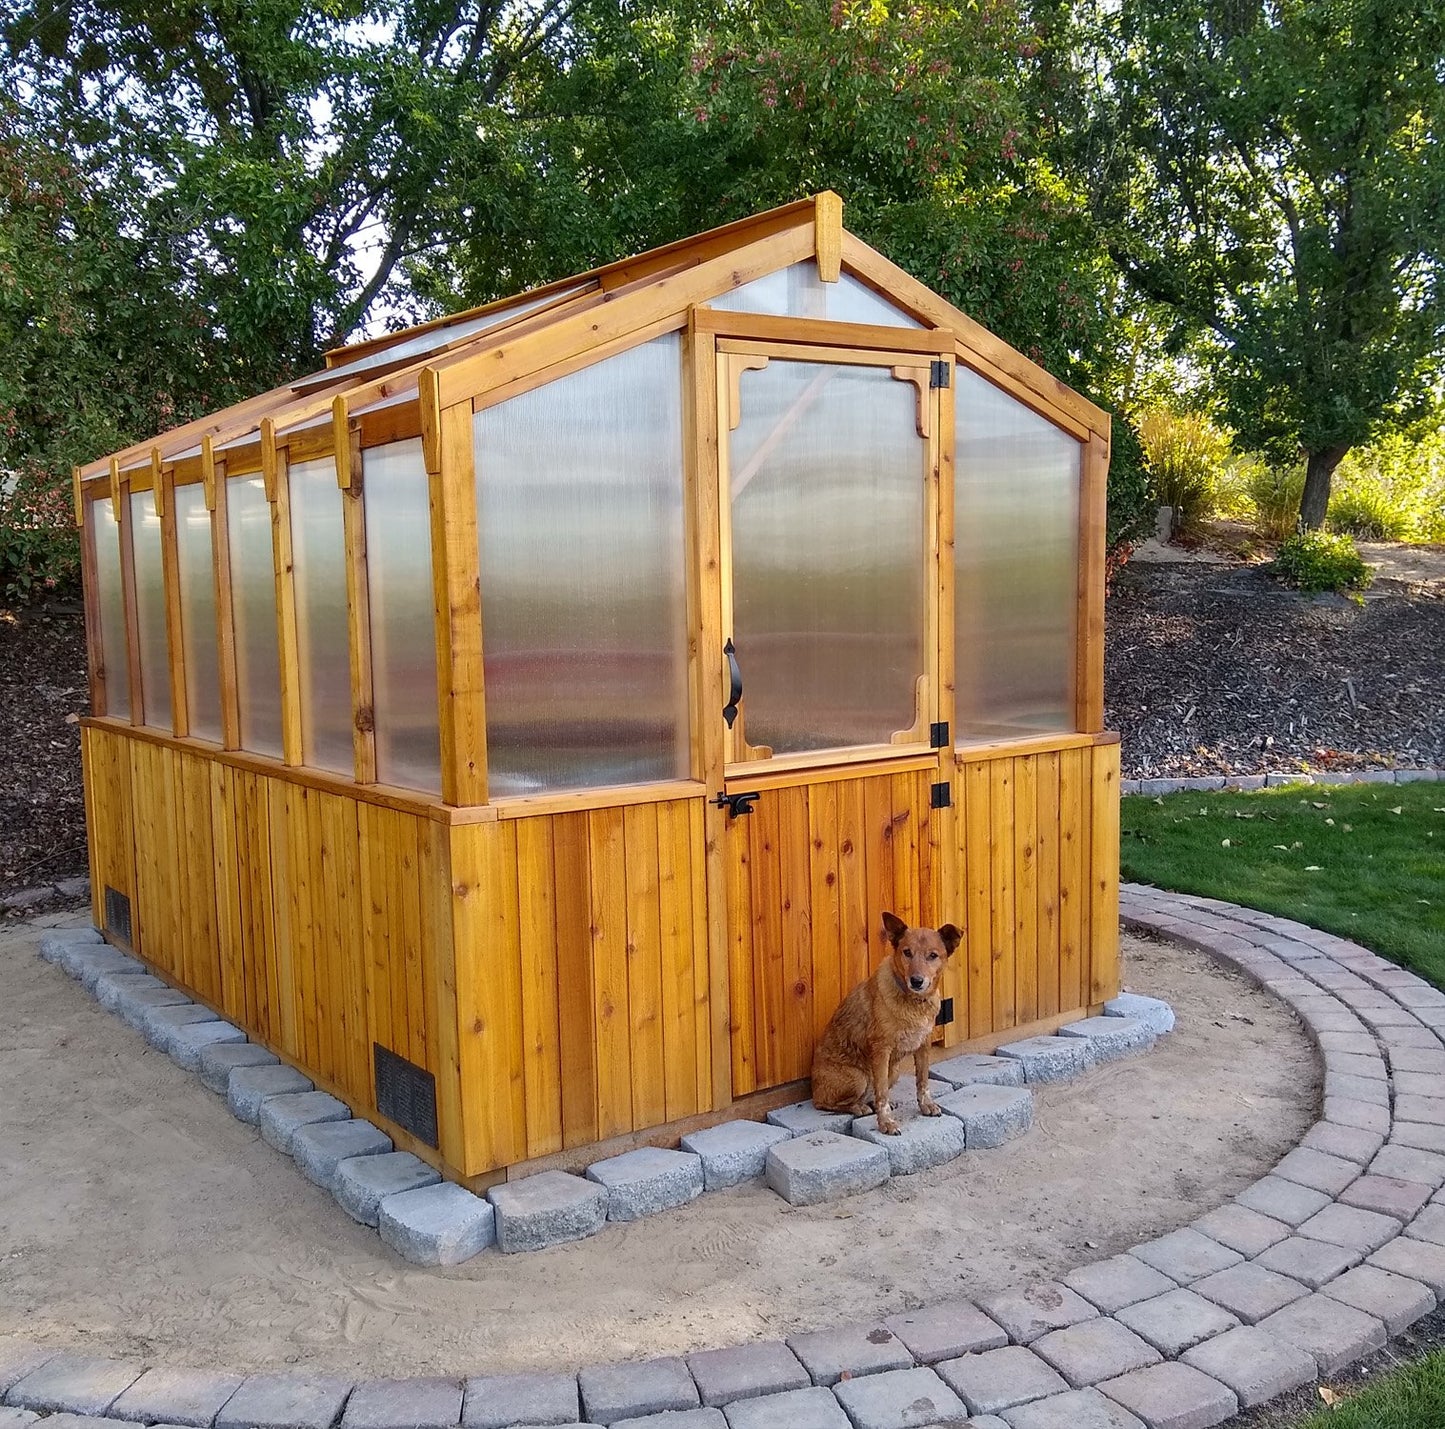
877 1111 902 1136
919 1094 942 1117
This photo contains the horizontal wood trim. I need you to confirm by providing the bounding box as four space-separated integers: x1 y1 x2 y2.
955 730 1120 765
695 308 954 354
492 780 708 820
717 338 932 370
725 749 938 791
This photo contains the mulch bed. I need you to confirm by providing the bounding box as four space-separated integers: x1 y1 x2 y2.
3 555 1443 910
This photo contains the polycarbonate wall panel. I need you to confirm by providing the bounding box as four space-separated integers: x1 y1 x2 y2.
130 488 171 730
708 261 921 327
729 360 926 753
227 476 283 758
173 482 221 741
954 367 1081 738
363 438 441 793
90 499 129 719
473 333 688 795
288 455 353 775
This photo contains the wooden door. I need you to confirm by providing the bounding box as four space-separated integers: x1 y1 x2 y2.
714 343 951 1096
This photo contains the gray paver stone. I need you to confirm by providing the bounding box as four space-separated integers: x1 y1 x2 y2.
72 946 145 989
1255 1294 1387 1375
1338 1173 1433 1221
851 1110 966 1174
1113 1289 1239 1356
1405 1203 1445 1246
1394 1122 1445 1155
38 926 102 961
586 1147 705 1221
379 1182 495 1266
1234 1176 1332 1228
765 1101 855 1137
1299 1122 1384 1167
786 1323 911 1387
108 1368 246 1427
115 984 192 1029
1057 1016 1155 1064
579 1356 700 1424
881 1075 951 1115
334 1151 441 1227
0 1345 56 1397
1273 1147 1359 1196
1254 1236 1362 1289
1189 1263 1308 1325
764 1132 889 1207
196 1039 280 1095
215 1374 355 1429
832 1367 967 1429
11 1417 130 1429
884 1299 1008 1364
0 1410 37 1428
1296 1202 1400 1253
1102 994 1175 1036
1320 1264 1436 1334
1063 1257 1177 1316
1030 1319 1160 1388
612 1412 723 1429
258 1090 352 1154
680 1121 792 1189
341 1378 462 1429
1179 1326 1317 1409
5 1355 144 1415
1325 1096 1390 1136
461 1371 579 1427
139 1001 218 1052
994 1035 1089 1083
487 1171 607 1253
1097 1362 1237 1429
935 1084 1033 1150
999 1387 1146 1429
685 1342 808 1407
291 1118 393 1189
976 1282 1098 1345
1130 1230 1242 1284
94 969 166 1010
1367 1235 1445 1298
935 1347 1068 1415
928 1054 1024 1089
227 1063 315 1123
720 1385 850 1429
168 1019 247 1071
1189 1205 1290 1257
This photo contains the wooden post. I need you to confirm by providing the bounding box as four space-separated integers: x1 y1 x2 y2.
1075 424 1110 733
113 459 144 727
336 398 377 783
157 451 188 738
263 418 304 766
814 190 843 283
206 437 242 750
421 369 488 805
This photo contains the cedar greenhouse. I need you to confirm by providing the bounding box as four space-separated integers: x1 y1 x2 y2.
74 195 1121 1187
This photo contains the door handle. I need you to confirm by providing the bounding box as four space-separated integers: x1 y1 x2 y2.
722 638 742 728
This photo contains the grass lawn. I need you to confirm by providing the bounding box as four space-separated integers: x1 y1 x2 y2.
1120 780 1445 986
1291 1349 1445 1426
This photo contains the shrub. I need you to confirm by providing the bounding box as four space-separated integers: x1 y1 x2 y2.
1332 428 1445 542
0 471 81 603
1105 415 1154 555
1136 409 1229 534
1272 530 1373 595
1244 458 1306 541
1327 485 1412 541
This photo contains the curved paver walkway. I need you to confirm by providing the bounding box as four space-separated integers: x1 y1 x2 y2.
6 884 1445 1429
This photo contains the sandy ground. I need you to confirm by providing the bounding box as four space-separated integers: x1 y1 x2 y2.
0 916 1317 1378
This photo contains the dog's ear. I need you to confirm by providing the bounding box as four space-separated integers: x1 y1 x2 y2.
938 923 964 957
881 911 908 944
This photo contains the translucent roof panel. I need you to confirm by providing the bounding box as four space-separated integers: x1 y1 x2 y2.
707 262 922 328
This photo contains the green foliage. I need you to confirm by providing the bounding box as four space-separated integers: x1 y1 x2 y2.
1077 0 1445 527
0 472 78 602
1294 1350 1445 1428
1327 486 1412 541
1332 425 1445 542
1136 409 1228 532
1105 417 1154 553
1240 458 1307 542
1272 529 1374 595
1121 783 1445 986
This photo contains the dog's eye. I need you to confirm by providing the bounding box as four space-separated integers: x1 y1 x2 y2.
927 951 939 961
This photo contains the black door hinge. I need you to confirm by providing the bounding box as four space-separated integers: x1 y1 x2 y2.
935 996 955 1028
929 721 950 749
930 359 951 389
930 781 951 809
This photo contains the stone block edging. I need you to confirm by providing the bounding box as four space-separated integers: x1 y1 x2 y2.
15 886 1445 1427
1121 767 1442 796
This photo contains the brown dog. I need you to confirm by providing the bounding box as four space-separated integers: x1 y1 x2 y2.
810 912 963 1135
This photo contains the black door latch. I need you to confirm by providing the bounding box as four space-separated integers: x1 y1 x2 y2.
713 790 761 818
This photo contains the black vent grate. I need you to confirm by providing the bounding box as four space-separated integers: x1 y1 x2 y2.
374 1043 439 1148
103 885 132 946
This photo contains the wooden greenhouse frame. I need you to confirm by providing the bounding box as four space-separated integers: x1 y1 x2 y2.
75 193 1120 1188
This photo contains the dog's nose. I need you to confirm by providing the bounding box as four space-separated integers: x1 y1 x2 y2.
909 975 926 991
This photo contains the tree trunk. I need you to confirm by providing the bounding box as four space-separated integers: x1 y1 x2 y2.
1299 444 1350 530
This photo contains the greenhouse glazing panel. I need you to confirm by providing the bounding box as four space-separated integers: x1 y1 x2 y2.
954 367 1080 738
227 476 284 758
473 333 688 796
289 455 353 775
174 481 221 741
708 262 921 328
729 360 926 754
364 438 441 794
130 488 171 730
90 498 129 719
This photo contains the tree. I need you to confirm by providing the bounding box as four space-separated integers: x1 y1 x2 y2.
1076 0 1445 527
